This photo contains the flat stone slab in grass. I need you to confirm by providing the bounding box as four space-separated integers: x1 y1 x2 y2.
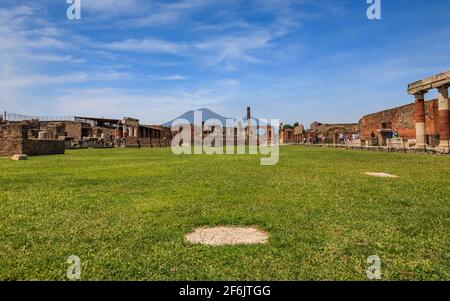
365 172 398 178
185 227 269 246
11 154 28 161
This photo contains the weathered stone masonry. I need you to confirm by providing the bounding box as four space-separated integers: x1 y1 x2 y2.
408 70 450 151
0 121 65 157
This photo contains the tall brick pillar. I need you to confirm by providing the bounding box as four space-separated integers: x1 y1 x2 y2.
438 85 449 151
123 125 128 138
414 92 427 148
115 125 120 138
246 107 251 145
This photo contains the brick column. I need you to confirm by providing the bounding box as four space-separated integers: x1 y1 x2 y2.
438 85 449 151
414 92 427 148
246 107 251 145
115 125 120 138
123 125 128 138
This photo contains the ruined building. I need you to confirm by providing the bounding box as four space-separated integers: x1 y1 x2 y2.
306 122 360 144
283 70 450 153
64 116 173 148
170 107 281 147
359 100 437 146
0 120 65 157
359 71 449 150
0 113 174 156
407 71 449 151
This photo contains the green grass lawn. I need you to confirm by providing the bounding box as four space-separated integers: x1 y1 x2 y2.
0 146 449 280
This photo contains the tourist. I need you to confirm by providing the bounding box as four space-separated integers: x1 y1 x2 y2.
338 133 344 144
394 130 399 138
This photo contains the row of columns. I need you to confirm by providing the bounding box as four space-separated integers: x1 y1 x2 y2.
114 125 139 138
413 85 449 149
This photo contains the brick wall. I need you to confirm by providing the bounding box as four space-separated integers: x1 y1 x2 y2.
0 123 27 156
359 100 440 140
425 100 439 135
39 122 65 139
64 122 83 140
0 122 29 139
126 137 139 146
22 140 65 156
0 139 22 156
306 123 360 143
93 126 115 140
0 139 65 157
0 122 65 157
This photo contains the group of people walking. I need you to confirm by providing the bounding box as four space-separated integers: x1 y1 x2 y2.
337 132 360 145
298 129 402 146
301 132 362 145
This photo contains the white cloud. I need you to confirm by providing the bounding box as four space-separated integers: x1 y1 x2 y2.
81 0 141 16
162 75 186 81
195 31 273 69
125 11 179 27
51 85 238 124
100 29 274 70
27 54 85 63
81 0 212 27
0 4 72 70
146 74 187 81
0 71 128 89
104 38 187 54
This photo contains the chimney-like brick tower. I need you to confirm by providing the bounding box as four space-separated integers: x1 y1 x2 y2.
246 107 251 145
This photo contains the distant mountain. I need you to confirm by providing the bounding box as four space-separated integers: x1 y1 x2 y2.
162 108 233 126
162 108 273 127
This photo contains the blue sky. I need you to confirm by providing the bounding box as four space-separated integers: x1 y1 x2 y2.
0 0 449 125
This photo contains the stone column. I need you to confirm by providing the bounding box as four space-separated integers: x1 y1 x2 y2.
437 85 449 151
134 126 139 138
123 125 128 138
414 92 427 148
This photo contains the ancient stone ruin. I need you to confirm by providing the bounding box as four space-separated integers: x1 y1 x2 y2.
0 114 174 155
0 120 65 157
281 70 450 154
408 70 450 152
